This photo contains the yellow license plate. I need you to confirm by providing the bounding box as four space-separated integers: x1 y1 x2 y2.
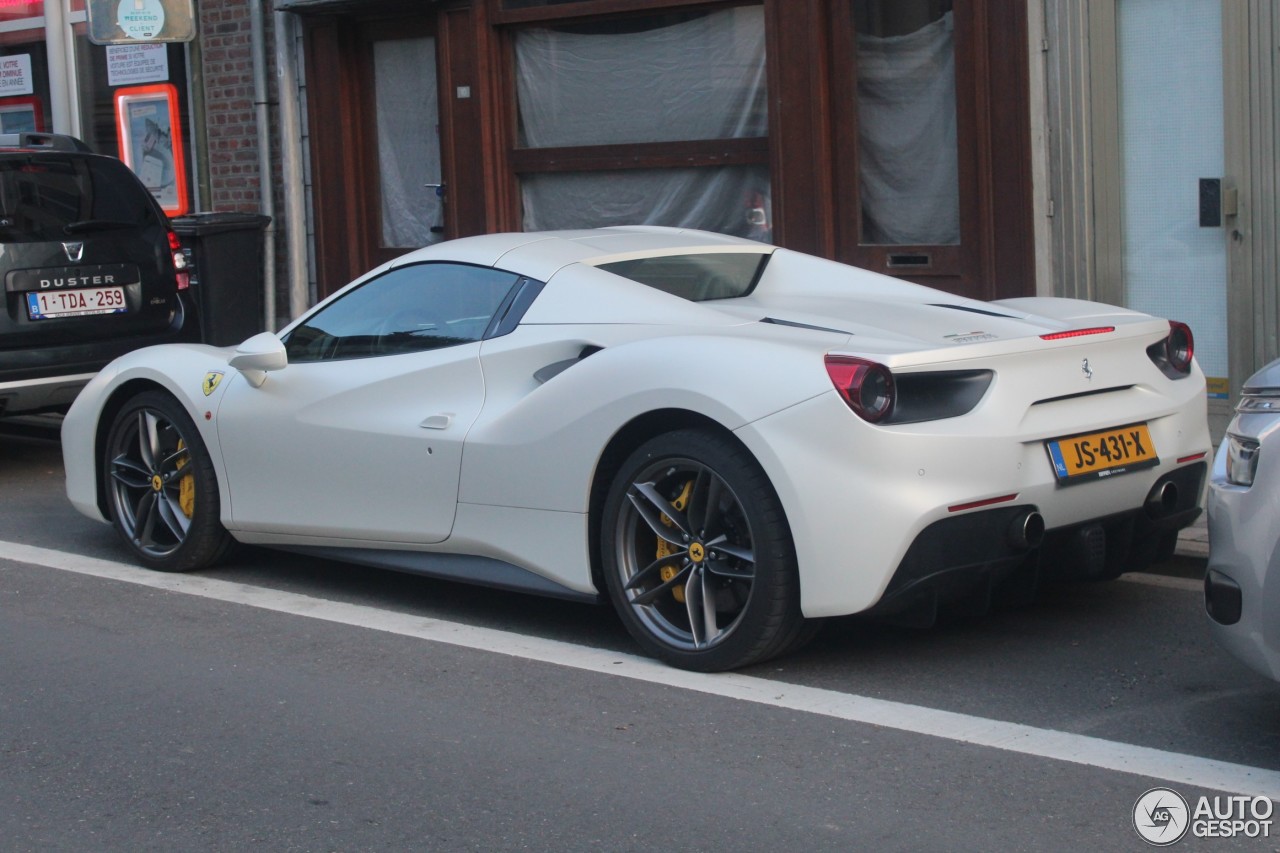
1046 423 1159 483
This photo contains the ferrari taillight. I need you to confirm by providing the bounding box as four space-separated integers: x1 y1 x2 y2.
168 230 190 291
1146 320 1195 378
1165 321 1194 374
825 355 895 423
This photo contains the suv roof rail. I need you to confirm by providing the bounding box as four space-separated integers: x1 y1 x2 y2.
0 132 92 153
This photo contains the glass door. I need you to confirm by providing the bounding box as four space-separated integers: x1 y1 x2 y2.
361 21 445 267
1117 0 1228 400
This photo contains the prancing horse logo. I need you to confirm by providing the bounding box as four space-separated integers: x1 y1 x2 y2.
202 371 225 396
1082 358 1093 381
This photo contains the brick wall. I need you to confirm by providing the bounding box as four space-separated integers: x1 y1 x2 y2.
197 0 273 214
196 0 296 323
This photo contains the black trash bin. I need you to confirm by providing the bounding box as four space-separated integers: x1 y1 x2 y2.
171 212 272 346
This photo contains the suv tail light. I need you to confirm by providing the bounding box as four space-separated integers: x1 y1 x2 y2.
168 230 190 291
825 355 895 422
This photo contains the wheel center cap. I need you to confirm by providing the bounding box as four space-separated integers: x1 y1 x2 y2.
151 474 163 492
688 541 706 563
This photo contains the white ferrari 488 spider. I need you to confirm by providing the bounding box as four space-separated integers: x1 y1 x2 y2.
63 227 1210 671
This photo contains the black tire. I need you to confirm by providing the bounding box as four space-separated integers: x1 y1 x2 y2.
103 390 235 572
600 429 805 671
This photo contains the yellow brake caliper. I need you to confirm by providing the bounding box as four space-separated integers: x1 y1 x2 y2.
176 439 195 519
656 480 694 603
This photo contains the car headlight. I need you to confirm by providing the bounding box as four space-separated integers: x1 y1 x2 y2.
1236 392 1280 414
1225 433 1261 487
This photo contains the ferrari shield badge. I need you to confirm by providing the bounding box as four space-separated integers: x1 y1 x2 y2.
202 371 225 396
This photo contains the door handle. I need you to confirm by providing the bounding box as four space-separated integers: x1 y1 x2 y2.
419 414 453 430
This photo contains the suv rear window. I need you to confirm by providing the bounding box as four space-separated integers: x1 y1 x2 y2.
0 155 162 243
595 252 769 302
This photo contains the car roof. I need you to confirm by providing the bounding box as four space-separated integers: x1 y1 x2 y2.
390 227 772 282
0 132 94 153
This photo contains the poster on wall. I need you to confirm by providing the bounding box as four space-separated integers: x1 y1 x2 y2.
115 83 189 216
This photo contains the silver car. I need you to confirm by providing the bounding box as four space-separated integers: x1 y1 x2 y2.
1207 359 1280 680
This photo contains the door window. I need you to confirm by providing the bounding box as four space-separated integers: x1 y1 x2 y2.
284 263 521 362
832 0 981 294
853 1 960 246
374 36 444 250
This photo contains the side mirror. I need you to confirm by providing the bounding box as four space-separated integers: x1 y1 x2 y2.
229 332 287 388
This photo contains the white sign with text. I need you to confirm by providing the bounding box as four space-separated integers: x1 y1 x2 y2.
107 44 170 87
0 55 33 97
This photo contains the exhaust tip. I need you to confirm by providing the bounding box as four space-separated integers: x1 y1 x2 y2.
1146 481 1179 518
1009 510 1045 550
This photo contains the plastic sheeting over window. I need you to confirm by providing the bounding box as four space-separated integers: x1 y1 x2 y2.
514 8 771 241
521 166 771 241
856 11 960 245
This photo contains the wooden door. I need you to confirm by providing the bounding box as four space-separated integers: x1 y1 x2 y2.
829 0 1032 299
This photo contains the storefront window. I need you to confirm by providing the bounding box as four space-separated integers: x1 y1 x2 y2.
0 3 192 212
0 4 50 134
512 6 771 241
72 23 191 212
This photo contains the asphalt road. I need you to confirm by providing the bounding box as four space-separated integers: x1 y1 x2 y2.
3 420 1278 852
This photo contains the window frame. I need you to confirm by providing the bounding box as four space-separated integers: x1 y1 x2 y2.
489 0 739 26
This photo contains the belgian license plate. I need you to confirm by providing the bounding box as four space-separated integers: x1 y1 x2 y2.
26 287 128 320
1046 423 1159 483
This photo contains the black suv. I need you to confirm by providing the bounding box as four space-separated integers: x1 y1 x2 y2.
0 132 194 417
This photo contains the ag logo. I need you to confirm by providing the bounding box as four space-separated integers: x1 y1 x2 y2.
202 371 225 397
1133 787 1190 845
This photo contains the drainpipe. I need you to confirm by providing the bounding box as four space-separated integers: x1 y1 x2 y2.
274 10 310 321
249 0 278 331
186 35 211 211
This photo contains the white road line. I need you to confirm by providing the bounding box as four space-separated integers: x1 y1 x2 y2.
4 539 1274 799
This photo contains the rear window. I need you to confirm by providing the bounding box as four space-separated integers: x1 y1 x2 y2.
0 155 160 242
596 252 769 301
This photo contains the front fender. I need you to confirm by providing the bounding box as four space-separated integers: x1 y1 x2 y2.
62 342 242 524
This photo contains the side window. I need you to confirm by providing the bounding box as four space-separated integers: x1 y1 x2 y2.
284 263 522 362
595 252 769 301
